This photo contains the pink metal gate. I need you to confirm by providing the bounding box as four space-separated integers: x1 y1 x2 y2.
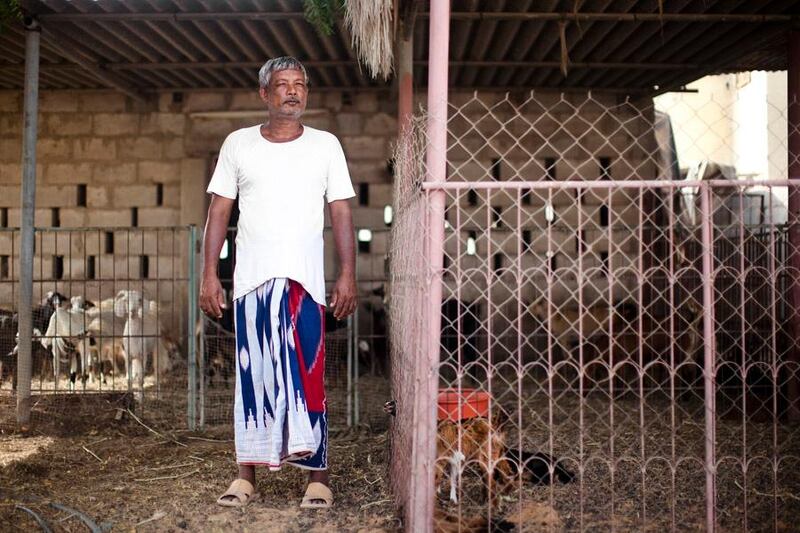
388 90 800 531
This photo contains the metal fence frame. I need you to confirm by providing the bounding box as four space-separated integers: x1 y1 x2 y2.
394 178 800 530
0 225 198 430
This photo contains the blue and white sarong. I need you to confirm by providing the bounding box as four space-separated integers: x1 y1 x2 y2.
233 278 328 470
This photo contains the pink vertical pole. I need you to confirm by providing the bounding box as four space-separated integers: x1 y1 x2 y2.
397 35 414 137
412 1 450 531
700 183 717 532
787 30 800 422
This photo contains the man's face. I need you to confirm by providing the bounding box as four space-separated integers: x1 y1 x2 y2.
259 68 307 119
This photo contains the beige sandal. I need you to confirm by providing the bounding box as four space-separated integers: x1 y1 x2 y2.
300 481 333 509
216 479 260 507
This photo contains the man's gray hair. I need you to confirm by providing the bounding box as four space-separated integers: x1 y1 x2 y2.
258 56 308 88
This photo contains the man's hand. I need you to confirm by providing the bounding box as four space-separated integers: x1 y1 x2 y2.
200 275 227 319
330 273 357 320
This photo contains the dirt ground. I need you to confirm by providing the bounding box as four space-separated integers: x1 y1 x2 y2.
0 396 400 533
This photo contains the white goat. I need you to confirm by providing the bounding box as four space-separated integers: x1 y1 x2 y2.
115 290 168 400
41 297 90 390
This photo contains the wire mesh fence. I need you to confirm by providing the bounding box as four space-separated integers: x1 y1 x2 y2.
389 88 800 531
0 226 196 433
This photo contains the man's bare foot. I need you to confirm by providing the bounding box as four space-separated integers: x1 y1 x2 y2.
218 465 257 505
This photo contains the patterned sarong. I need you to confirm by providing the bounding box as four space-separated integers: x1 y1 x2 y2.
233 278 327 470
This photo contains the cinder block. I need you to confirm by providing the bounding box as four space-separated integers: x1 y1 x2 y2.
93 113 140 136
163 137 185 159
364 113 397 136
74 138 117 160
14 208 52 227
138 207 179 227
45 113 92 135
178 158 207 185
140 113 186 135
162 185 181 208
0 186 18 207
528 227 572 255
347 161 389 183
229 91 263 110
185 118 235 155
370 230 389 255
503 155 544 181
488 231 520 255
354 92 379 112
86 209 132 227
0 232 14 253
302 114 331 131
0 92 21 113
335 112 363 135
352 207 385 228
368 184 392 207
36 185 77 207
86 186 109 208
157 92 181 113
151 256 177 279
78 92 127 113
92 162 137 184
36 231 68 255
342 136 387 160
184 92 229 112
37 138 72 159
60 208 87 228
112 185 158 208
138 161 180 183
323 92 342 112
117 137 163 159
450 160 492 181
39 92 79 112
45 162 93 184
0 113 21 135
0 138 20 161
0 163 44 185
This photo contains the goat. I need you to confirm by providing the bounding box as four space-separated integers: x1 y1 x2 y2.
115 290 170 400
528 297 636 356
41 302 89 390
81 307 126 385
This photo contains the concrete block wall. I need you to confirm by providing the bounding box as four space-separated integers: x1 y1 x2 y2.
0 87 660 337
0 88 399 319
438 90 659 312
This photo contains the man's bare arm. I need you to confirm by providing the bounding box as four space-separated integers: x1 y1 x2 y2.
200 194 235 318
328 199 357 320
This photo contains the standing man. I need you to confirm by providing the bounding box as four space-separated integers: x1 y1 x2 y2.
201 56 357 509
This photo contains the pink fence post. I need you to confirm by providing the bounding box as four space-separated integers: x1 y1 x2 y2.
411 1 450 531
787 29 800 422
700 182 717 531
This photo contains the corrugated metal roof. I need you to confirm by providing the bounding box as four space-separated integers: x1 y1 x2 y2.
0 0 796 95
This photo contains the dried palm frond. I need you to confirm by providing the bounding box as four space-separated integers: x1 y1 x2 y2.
344 0 394 81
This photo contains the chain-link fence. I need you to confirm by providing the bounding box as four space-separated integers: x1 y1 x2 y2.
0 226 196 433
390 87 800 531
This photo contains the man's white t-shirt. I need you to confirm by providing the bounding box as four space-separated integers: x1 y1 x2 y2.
206 124 355 306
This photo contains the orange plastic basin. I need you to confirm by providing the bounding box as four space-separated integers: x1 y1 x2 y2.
437 388 490 422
